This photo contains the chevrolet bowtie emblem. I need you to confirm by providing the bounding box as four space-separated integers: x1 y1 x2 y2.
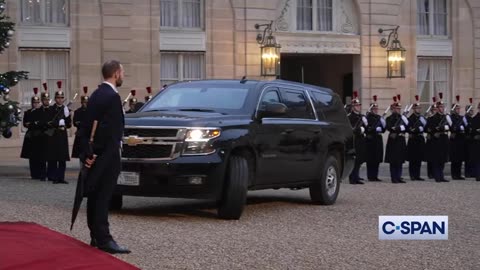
124 135 144 146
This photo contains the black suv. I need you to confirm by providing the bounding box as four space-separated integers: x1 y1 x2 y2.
114 79 354 219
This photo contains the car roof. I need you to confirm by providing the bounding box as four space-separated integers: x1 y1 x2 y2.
166 79 333 94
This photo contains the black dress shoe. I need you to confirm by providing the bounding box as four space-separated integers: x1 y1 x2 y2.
410 178 416 181
359 177 365 181
440 179 450 182
90 239 97 247
398 180 406 183
416 177 425 181
53 180 69 184
98 240 131 254
356 181 365 185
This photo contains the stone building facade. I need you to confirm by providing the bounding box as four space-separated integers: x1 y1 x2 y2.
0 0 479 145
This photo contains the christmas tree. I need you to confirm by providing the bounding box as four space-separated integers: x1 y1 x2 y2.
0 0 28 138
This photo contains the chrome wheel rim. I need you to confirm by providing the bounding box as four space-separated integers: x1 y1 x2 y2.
326 166 337 197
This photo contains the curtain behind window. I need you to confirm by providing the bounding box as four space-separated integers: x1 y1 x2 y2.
417 59 430 109
417 0 429 35
20 52 42 105
182 0 201 28
45 0 67 25
297 0 312 30
21 0 42 24
183 54 203 80
433 0 447 35
160 54 179 86
160 0 178 27
433 59 449 101
317 0 332 31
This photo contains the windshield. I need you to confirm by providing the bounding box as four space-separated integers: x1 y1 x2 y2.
142 84 252 114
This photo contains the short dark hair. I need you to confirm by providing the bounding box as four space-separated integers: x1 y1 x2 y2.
102 60 122 79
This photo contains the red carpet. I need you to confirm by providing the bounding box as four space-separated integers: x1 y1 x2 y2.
0 222 139 270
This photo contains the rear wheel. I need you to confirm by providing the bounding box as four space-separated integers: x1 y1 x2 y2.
217 155 249 220
310 155 340 205
109 194 123 211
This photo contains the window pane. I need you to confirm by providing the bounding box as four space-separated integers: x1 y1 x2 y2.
21 0 42 24
45 0 67 25
46 51 68 99
317 0 332 31
183 54 203 80
433 0 447 35
417 59 430 111
297 0 312 30
19 52 42 105
160 0 178 27
417 0 429 35
281 89 315 119
161 54 179 83
182 0 201 28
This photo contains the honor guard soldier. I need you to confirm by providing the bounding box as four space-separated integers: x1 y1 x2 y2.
125 90 137 113
449 95 467 180
46 81 72 184
365 95 386 181
72 86 89 162
348 91 367 184
426 97 438 179
385 96 408 183
425 93 451 182
31 85 52 181
407 95 427 181
465 98 475 177
468 102 480 181
20 87 42 179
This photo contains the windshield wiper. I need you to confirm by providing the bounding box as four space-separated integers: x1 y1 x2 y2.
178 108 216 113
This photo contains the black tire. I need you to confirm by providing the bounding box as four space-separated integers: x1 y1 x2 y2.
217 155 249 220
109 194 123 211
310 155 340 205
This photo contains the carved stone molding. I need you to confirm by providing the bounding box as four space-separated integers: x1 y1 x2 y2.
276 33 360 54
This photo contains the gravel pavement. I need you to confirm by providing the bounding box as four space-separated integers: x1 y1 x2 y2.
1 165 479 270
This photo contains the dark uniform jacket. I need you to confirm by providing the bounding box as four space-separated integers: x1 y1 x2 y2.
425 113 450 163
72 107 87 158
449 113 466 162
407 113 426 162
348 111 367 164
20 108 35 159
365 112 385 164
45 104 72 161
467 113 480 163
385 113 407 164
30 106 51 161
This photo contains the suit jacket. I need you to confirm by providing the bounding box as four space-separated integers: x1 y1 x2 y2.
80 83 124 157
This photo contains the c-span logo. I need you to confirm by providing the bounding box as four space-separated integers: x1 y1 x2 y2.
379 216 448 240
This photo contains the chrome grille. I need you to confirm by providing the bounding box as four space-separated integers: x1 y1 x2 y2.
123 128 179 138
122 145 173 159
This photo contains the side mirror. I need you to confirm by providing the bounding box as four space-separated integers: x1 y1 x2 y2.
257 102 287 119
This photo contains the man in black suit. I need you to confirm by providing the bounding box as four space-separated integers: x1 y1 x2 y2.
80 60 130 254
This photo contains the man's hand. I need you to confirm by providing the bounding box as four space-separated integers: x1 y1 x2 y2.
85 154 97 169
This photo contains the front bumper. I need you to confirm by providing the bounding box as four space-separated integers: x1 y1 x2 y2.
116 153 227 200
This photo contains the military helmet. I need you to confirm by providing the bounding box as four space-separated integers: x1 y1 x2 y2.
351 90 361 106
451 95 461 111
432 97 438 108
41 91 50 100
391 96 401 108
129 89 137 104
370 95 378 109
145 86 152 102
436 92 445 107
55 80 64 98
81 86 89 102
413 95 420 107
31 87 40 103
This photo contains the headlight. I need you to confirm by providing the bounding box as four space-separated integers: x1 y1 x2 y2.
183 128 221 155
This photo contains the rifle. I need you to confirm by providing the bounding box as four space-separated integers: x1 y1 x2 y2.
369 105 391 131
45 93 78 136
122 92 132 107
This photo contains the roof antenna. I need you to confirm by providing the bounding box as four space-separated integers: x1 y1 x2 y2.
240 76 247 84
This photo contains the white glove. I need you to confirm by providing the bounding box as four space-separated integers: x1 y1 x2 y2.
419 126 424 132
446 115 452 126
400 125 405 132
59 119 65 126
460 125 465 131
380 117 386 128
63 106 70 117
463 116 468 126
401 115 409 125
420 116 427 126
362 116 368 127
360 126 365 134
376 127 382 132
444 125 450 131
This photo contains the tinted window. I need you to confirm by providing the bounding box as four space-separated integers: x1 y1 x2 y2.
311 91 333 108
262 90 281 103
280 88 315 119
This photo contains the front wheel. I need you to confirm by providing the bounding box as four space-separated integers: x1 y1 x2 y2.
217 155 249 220
310 155 340 205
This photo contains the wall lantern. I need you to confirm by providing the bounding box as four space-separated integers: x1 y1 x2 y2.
378 26 406 78
254 21 281 77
